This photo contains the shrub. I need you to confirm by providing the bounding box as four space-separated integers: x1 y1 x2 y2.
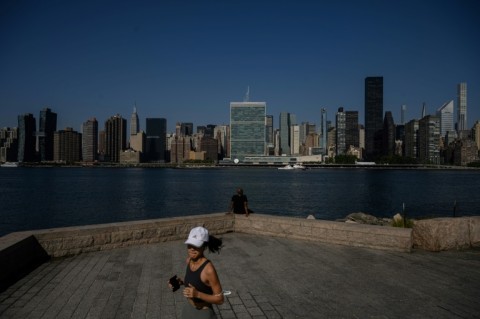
391 218 414 228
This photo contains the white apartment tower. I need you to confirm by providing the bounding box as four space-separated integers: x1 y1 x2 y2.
436 100 454 138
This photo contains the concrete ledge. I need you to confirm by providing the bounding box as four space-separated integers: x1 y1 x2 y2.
413 216 480 251
31 213 234 257
234 214 412 252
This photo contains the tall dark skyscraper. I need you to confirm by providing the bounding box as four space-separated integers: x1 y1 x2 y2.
38 107 57 161
345 111 359 149
54 127 82 163
180 123 193 136
146 118 167 162
17 113 36 162
279 112 295 155
105 115 127 162
82 118 98 162
365 76 383 159
382 111 395 156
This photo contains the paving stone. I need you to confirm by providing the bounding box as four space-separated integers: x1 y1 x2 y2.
1 233 480 318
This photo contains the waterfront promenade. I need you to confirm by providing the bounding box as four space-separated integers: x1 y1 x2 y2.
1 232 480 319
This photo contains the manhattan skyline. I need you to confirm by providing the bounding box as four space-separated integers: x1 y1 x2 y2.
1 0 479 132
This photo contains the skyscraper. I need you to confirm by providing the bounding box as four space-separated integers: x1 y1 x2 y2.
265 115 274 155
382 111 395 156
130 106 140 136
365 76 383 159
38 107 57 161
230 101 266 161
54 127 82 163
265 115 274 144
146 118 167 162
290 124 300 155
335 107 346 155
404 119 418 159
17 113 36 162
436 100 454 138
82 118 98 162
401 105 407 125
180 123 194 136
457 82 467 131
345 111 359 149
418 115 440 164
214 125 228 159
279 112 296 155
474 121 480 151
320 108 327 154
105 115 127 162
0 127 18 163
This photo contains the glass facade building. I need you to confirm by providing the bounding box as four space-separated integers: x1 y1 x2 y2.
279 112 297 155
146 118 167 162
230 102 266 161
17 113 37 162
365 77 383 159
38 108 57 161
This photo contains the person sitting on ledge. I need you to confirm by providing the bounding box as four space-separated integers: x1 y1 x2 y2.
230 187 250 216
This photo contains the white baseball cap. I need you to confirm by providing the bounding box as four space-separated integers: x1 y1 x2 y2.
185 226 209 248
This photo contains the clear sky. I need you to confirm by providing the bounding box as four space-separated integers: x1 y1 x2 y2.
1 0 479 133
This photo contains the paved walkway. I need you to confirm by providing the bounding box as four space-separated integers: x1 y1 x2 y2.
1 233 480 319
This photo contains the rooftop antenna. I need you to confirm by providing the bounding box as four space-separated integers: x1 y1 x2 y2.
244 86 250 102
133 101 137 113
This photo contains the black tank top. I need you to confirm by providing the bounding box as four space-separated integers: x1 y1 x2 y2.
184 259 213 302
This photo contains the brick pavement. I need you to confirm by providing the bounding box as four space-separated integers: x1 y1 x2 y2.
1 233 480 318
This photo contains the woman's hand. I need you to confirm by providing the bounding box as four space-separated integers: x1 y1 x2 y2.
183 283 198 299
167 276 183 292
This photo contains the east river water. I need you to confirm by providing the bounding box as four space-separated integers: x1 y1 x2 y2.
1 166 479 236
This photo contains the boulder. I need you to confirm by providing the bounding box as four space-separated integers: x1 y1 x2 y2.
344 212 391 226
413 217 471 251
393 213 403 223
470 217 480 248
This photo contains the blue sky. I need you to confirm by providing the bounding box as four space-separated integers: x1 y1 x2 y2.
1 0 479 133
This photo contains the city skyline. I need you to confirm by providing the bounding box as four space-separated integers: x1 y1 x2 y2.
1 1 479 132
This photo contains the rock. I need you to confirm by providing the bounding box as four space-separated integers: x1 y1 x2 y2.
413 217 471 251
393 213 403 223
306 214 316 220
344 212 391 226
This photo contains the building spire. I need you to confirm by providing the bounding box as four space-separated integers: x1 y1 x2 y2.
244 86 250 102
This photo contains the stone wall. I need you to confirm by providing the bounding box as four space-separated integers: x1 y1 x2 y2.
234 214 413 252
413 216 480 251
33 213 234 257
0 213 415 260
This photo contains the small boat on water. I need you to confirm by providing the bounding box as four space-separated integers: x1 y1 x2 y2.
278 163 306 170
1 162 19 167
